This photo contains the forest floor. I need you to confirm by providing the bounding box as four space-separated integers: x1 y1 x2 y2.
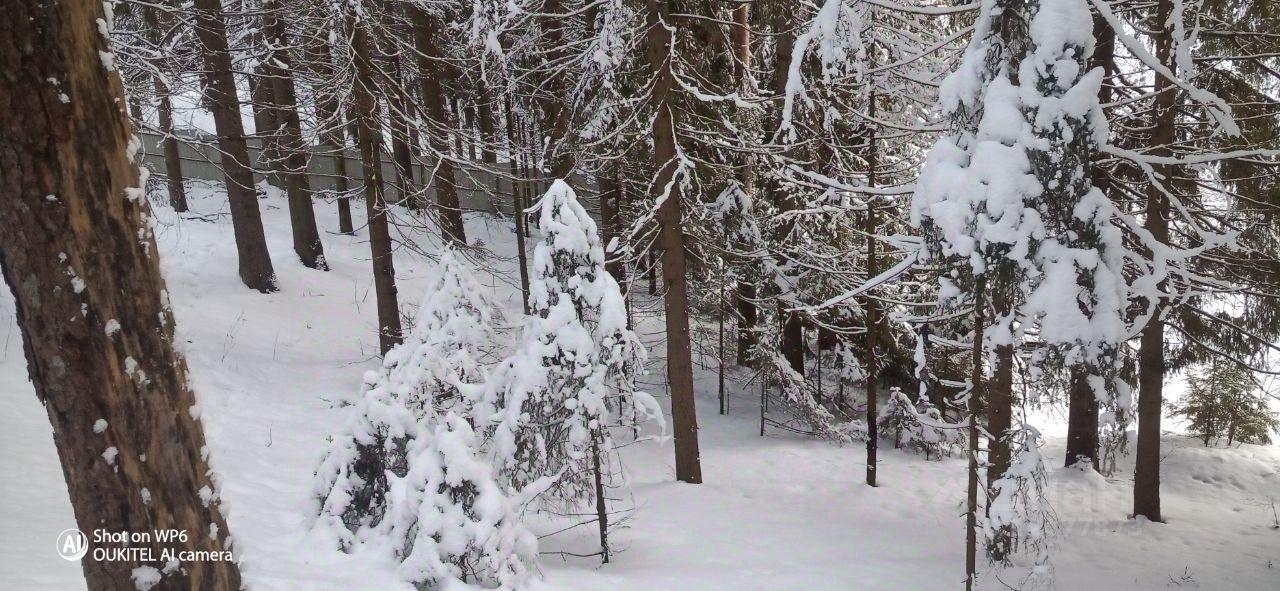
3 183 1279 590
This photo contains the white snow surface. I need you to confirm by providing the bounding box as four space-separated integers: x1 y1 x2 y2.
2 181 1279 590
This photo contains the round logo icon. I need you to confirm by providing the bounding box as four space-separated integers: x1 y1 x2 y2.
56 529 88 561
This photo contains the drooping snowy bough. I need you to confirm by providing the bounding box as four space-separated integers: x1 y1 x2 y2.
911 0 1134 582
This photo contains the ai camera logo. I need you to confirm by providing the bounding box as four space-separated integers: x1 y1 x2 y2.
57 529 88 561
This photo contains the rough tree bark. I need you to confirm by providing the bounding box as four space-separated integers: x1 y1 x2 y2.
349 11 403 355
646 0 702 484
1133 0 1177 523
410 6 467 244
192 0 277 291
0 0 243 587
263 0 327 270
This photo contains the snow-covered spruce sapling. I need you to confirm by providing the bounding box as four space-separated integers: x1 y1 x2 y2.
315 250 546 588
314 247 499 539
490 180 659 562
877 387 963 460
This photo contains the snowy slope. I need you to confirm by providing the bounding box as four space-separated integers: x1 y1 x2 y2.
2 184 1279 590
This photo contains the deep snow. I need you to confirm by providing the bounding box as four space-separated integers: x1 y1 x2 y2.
2 182 1279 590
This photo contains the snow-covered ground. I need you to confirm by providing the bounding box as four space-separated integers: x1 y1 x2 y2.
2 183 1279 590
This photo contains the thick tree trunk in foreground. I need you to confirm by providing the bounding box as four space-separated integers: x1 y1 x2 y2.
263 0 327 270
0 1 242 587
350 13 403 355
411 6 467 244
1134 0 1177 523
646 0 702 484
192 0 277 292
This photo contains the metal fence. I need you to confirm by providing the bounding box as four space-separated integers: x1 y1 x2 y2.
136 131 598 216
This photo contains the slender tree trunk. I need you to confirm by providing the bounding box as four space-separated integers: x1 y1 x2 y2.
192 0 277 291
591 436 610 564
505 98 532 313
732 1 758 368
303 36 355 233
864 90 880 487
248 61 280 185
646 0 701 484
0 2 242 586
539 0 574 178
965 278 987 591
349 12 403 354
769 7 803 375
388 59 416 207
144 4 188 212
410 7 467 244
263 0 326 269
1134 0 1177 523
599 175 625 285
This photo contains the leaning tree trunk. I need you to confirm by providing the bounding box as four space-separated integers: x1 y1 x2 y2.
646 0 702 484
410 6 467 244
1134 0 1177 523
349 12 403 355
192 0 277 292
263 0 327 270
0 1 242 588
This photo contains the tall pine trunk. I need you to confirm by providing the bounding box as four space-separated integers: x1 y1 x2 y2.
410 6 467 244
144 3 188 212
965 278 987 591
304 38 355 234
646 0 702 484
263 0 327 269
864 90 881 487
192 0 277 292
1134 0 1177 523
0 1 242 586
349 12 403 355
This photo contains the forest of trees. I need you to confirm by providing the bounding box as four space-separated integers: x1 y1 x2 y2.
1 0 1277 588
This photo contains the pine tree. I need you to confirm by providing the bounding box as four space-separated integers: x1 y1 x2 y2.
913 0 1127 577
1171 362 1279 446
490 181 656 560
314 250 543 587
